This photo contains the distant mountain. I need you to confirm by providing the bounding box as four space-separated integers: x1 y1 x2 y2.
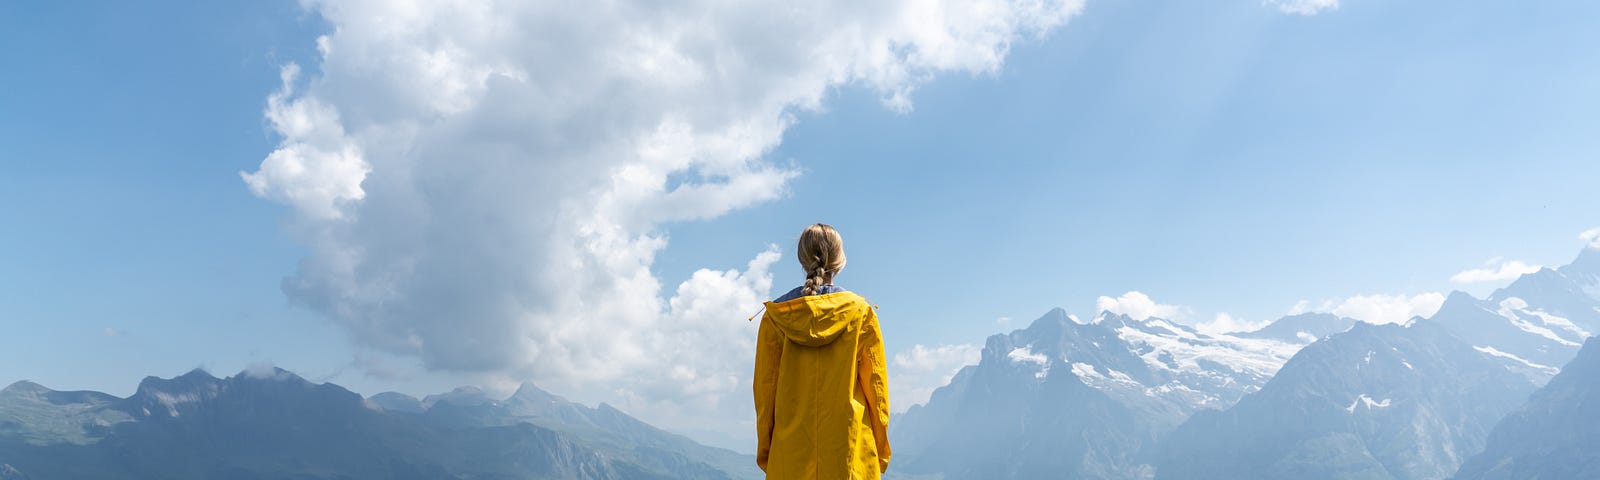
1237 312 1359 344
886 245 1600 480
1155 321 1536 480
1454 336 1600 479
0 368 756 479
407 382 759 479
890 308 1306 479
1431 248 1600 384
366 391 425 413
0 464 28 480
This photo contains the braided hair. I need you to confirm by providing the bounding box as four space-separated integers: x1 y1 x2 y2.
797 223 847 296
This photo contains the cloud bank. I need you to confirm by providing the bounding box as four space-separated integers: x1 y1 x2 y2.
242 0 1084 446
1581 227 1600 249
1290 293 1445 325
891 343 983 412
1195 312 1269 335
1451 257 1543 284
1096 291 1191 321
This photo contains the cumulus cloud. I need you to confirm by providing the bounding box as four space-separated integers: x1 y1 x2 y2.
1195 312 1268 335
1290 293 1445 325
1266 0 1339 15
240 64 369 220
242 0 1083 447
1581 227 1600 249
891 344 982 413
1096 291 1191 321
1450 257 1543 284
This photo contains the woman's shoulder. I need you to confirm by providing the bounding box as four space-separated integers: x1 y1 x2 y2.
772 286 806 303
770 285 853 303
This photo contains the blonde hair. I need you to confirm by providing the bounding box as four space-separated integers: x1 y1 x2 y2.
797 223 847 296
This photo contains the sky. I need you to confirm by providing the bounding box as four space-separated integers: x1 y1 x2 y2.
3 0 1599 453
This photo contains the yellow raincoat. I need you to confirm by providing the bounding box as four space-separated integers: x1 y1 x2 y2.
754 291 891 479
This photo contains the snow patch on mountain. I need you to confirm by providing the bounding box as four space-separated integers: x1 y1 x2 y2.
1495 297 1583 347
1112 319 1298 380
1473 345 1560 375
1007 346 1046 366
1344 394 1392 413
1007 346 1049 379
1070 362 1140 388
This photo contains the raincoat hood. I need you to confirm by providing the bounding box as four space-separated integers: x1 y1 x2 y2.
764 291 871 347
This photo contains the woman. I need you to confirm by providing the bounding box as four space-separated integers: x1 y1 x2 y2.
753 223 891 479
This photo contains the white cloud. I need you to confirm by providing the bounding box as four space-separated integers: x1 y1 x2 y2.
1287 299 1320 316
1450 257 1543 284
1581 227 1600 249
889 343 982 414
100 327 124 337
896 343 983 372
239 64 369 221
1266 0 1339 15
1291 293 1445 325
242 0 1084 448
1096 291 1190 321
1195 312 1269 335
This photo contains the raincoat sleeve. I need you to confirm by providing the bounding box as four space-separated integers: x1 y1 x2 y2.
753 311 783 472
858 307 893 473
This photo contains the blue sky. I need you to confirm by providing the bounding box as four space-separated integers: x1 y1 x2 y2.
3 0 1598 451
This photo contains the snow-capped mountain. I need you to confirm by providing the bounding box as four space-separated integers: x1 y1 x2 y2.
889 307 1316 478
1455 336 1600 479
1433 247 1600 383
1155 320 1536 480
892 246 1600 479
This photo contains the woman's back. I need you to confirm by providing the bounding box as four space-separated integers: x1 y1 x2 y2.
753 223 891 479
754 290 890 479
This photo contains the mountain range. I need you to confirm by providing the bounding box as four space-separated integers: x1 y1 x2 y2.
889 246 1600 479
0 368 758 480
1156 320 1533 479
5 246 1600 479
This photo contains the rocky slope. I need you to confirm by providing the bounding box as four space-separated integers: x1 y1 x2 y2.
1454 336 1600 479
1155 321 1536 480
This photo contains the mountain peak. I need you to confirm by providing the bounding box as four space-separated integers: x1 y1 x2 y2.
135 368 220 395
1342 320 1398 337
509 381 567 405
366 391 425 413
422 386 496 409
0 380 49 396
1022 308 1073 331
237 365 306 383
1445 289 1478 303
1092 311 1134 326
1236 312 1357 344
0 464 26 480
1561 244 1600 277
